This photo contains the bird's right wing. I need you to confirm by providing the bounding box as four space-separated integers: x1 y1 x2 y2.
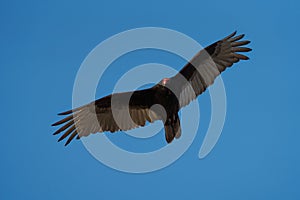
170 31 252 108
52 89 160 146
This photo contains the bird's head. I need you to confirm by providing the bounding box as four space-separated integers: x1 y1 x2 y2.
160 78 170 86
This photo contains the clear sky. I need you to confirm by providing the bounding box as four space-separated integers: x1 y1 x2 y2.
1 0 299 199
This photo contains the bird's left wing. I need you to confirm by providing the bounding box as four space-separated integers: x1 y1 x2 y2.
170 31 252 108
52 89 160 146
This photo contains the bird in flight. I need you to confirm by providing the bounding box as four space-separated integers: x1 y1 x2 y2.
52 31 251 146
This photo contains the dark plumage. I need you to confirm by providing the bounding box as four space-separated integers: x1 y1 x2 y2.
52 31 252 146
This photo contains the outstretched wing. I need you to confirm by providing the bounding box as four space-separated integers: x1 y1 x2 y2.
170 31 252 108
52 89 160 146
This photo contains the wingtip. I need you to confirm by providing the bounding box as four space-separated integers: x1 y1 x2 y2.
223 31 237 40
58 110 72 115
53 130 60 135
57 136 64 142
56 133 73 146
244 40 251 45
51 122 60 126
239 33 245 39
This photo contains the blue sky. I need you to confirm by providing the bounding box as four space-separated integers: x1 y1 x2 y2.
1 0 299 199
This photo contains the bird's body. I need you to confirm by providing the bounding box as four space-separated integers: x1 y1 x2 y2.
152 82 181 142
52 31 252 146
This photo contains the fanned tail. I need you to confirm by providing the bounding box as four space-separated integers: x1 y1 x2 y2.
164 114 181 143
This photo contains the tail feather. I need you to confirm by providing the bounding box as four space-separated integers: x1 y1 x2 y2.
164 114 181 143
164 124 174 143
174 118 181 139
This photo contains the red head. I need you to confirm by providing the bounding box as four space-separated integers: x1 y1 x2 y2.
161 78 170 86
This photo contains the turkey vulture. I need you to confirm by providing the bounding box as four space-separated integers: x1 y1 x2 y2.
52 31 251 146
